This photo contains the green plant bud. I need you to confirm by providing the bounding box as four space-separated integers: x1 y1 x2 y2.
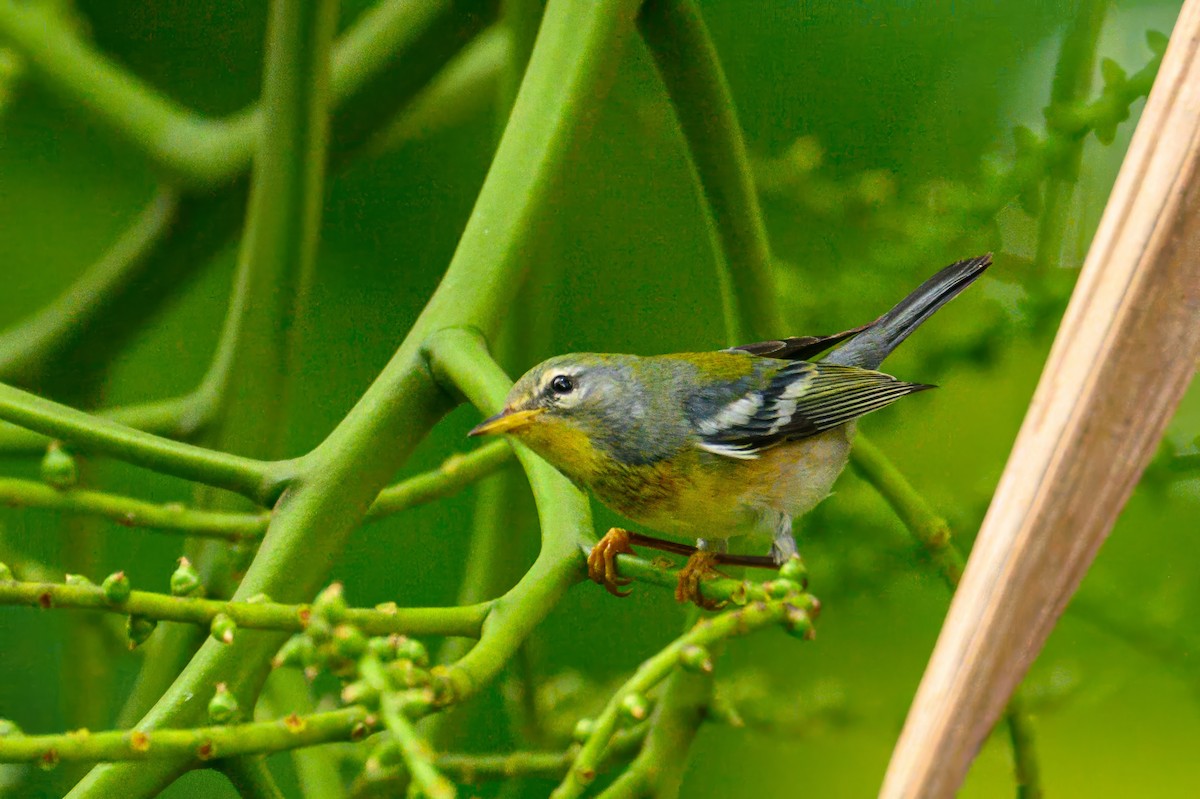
210 613 237 644
126 615 157 649
0 562 12 582
40 443 77 490
393 636 429 668
619 692 650 722
678 644 714 674
64 574 94 587
572 718 595 743
208 683 240 724
763 579 801 599
0 718 21 737
340 680 379 707
368 635 398 661
397 688 435 716
170 558 202 597
102 572 132 605
312 582 347 624
777 556 807 585
783 605 815 640
385 660 431 689
272 634 316 669
331 624 368 659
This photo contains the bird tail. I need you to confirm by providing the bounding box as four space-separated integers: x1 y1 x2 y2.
823 254 992 370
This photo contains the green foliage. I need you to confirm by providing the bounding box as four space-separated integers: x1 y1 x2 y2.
0 1 1197 798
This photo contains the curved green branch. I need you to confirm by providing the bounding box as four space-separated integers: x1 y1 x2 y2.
639 0 788 340
0 441 512 540
0 381 278 502
69 3 637 796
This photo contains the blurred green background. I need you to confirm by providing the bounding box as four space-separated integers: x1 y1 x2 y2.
2 1 1198 796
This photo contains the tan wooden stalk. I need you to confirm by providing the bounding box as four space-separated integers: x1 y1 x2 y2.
880 1 1200 795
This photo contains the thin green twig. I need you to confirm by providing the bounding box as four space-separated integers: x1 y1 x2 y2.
551 597 815 799
0 707 374 764
0 578 488 639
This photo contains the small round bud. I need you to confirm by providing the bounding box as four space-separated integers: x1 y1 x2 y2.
397 688 435 716
210 613 237 645
0 718 22 737
385 660 431 689
783 605 815 640
368 635 397 661
102 572 131 605
126 615 157 649
272 634 316 669
312 583 347 624
619 692 650 722
207 683 240 723
678 644 714 674
40 443 77 490
340 680 379 707
393 636 429 668
65 574 94 588
572 718 595 743
170 558 202 597
0 562 12 582
763 579 801 599
778 556 807 586
332 624 368 659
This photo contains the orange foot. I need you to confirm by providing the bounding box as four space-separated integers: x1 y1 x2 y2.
587 527 636 597
674 550 724 610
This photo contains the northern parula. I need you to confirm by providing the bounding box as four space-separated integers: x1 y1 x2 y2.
470 255 991 605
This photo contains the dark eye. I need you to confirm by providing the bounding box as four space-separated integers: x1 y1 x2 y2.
549 375 574 395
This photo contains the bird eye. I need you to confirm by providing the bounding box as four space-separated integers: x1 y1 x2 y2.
549 374 574 395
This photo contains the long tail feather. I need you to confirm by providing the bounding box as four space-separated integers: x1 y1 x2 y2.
824 254 992 370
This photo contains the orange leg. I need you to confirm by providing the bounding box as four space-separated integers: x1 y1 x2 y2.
674 550 725 609
587 527 636 597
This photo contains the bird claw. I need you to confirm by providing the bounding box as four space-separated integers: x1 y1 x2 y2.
587 527 636 597
674 551 725 610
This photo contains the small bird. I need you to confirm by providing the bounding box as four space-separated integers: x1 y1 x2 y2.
470 255 991 605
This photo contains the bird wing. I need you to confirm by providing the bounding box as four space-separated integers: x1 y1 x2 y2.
727 324 871 361
693 361 931 460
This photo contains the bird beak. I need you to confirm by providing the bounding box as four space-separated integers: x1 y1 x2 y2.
468 407 545 437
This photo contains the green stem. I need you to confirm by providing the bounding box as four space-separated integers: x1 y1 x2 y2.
361 655 457 799
1034 0 1107 273
352 726 647 796
0 707 374 763
0 3 496 396
423 329 591 704
0 578 487 638
849 435 963 586
257 670 344 799
603 608 713 799
639 0 787 339
0 189 180 388
612 550 775 606
70 3 636 796
1006 696 1043 799
0 381 278 502
0 441 511 540
552 598 814 799
221 756 288 799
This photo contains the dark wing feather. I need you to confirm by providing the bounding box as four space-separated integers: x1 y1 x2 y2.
694 362 931 459
728 324 870 361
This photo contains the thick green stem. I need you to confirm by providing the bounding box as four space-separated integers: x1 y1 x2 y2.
221 756 288 799
68 3 636 795
639 0 787 340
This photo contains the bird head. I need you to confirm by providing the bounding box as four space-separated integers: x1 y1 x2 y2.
468 354 630 477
